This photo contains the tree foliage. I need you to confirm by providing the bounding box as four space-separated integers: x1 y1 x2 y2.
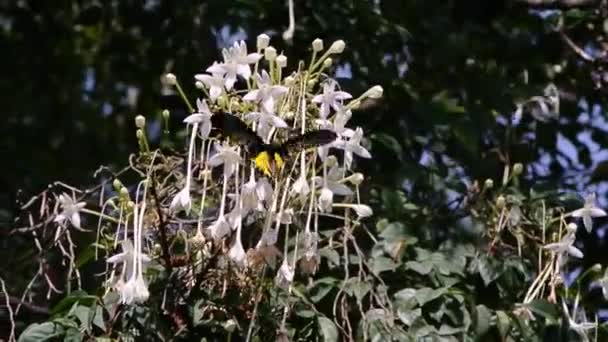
4 0 608 341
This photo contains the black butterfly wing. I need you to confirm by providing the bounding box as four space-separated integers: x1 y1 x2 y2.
281 130 337 153
210 112 264 152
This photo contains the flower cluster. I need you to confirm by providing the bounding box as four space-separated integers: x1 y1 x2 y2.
103 36 381 302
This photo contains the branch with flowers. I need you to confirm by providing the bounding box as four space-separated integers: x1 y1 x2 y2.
12 35 387 341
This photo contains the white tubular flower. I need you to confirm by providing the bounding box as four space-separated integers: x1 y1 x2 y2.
256 177 274 204
334 127 371 169
119 201 150 305
246 110 288 139
54 193 86 229
195 66 225 101
291 174 310 198
276 208 293 224
562 295 596 341
571 193 607 233
228 235 248 268
107 240 151 284
244 70 289 114
314 160 353 197
208 215 231 241
318 187 334 212
256 228 279 248
183 99 213 139
543 226 583 266
170 186 191 213
275 258 295 289
315 108 353 160
312 80 352 119
209 41 261 90
299 231 320 274
241 173 260 214
208 142 242 178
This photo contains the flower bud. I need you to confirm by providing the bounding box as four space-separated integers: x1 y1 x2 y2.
346 173 364 185
120 187 129 199
162 109 170 119
136 129 144 139
257 33 270 50
276 54 287 68
164 73 177 85
323 57 332 68
484 179 494 189
112 179 123 191
513 163 524 175
284 76 295 86
126 201 135 210
265 46 277 61
352 204 373 218
348 99 361 110
567 222 578 232
366 85 384 99
135 115 146 129
496 195 506 209
195 80 204 89
592 263 603 272
328 40 345 54
312 38 324 52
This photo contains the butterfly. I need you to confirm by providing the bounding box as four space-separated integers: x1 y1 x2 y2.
210 112 337 176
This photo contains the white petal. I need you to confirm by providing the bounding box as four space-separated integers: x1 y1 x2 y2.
571 208 587 218
583 215 593 233
353 145 372 158
200 121 212 139
245 53 262 64
329 183 353 196
206 64 225 75
225 74 237 90
352 204 373 218
54 214 66 223
106 252 128 264
333 91 353 100
271 116 288 128
588 207 607 217
568 245 584 258
184 113 204 124
71 212 81 228
243 90 260 102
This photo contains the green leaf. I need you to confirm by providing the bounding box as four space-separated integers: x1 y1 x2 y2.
475 305 492 337
51 291 97 316
397 307 421 326
405 261 432 275
414 287 445 306
318 316 338 342
320 247 340 268
92 304 106 331
526 299 559 323
343 278 372 301
295 309 316 318
18 322 64 342
476 256 501 286
310 279 337 303
496 310 511 339
370 256 396 274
